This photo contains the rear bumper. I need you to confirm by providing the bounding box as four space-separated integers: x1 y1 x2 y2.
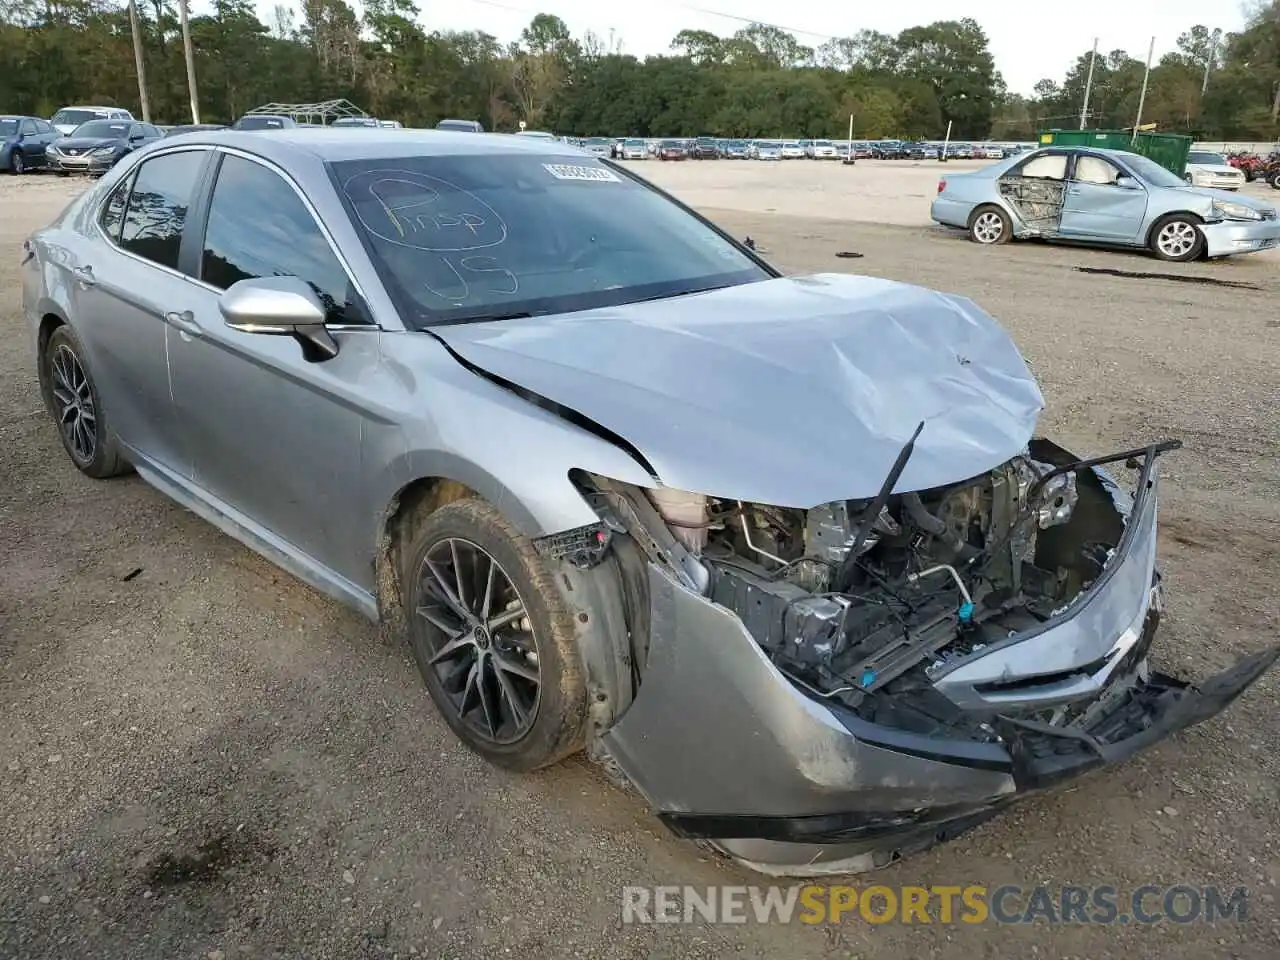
1200 218 1280 257
930 197 974 229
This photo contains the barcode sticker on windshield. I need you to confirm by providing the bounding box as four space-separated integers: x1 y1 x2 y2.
543 163 620 182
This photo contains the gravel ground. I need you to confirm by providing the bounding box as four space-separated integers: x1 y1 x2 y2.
1 166 1278 960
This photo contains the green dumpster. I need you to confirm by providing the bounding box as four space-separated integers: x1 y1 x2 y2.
1037 129 1193 177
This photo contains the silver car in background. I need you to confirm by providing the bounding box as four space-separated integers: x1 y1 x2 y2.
931 146 1280 261
22 130 1277 876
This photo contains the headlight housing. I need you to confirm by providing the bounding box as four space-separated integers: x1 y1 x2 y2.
1211 200 1263 222
91 145 116 156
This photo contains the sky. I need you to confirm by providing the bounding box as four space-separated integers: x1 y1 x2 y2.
238 0 1253 96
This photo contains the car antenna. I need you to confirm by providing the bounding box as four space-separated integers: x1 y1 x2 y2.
832 419 925 594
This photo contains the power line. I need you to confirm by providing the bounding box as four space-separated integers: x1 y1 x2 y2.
674 5 836 42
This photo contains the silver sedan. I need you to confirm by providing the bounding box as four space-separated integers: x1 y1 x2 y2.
932 145 1280 261
23 130 1277 876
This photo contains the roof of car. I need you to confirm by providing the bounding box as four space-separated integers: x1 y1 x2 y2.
157 128 586 163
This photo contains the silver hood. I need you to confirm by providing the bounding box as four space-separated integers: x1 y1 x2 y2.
433 274 1044 506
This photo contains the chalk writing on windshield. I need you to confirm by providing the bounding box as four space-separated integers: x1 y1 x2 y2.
342 169 508 252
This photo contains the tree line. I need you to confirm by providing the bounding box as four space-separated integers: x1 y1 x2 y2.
2 0 1280 141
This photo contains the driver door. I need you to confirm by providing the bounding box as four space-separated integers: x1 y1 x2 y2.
1059 153 1148 242
164 150 383 589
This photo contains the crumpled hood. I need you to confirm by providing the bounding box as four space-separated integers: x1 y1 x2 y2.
433 274 1045 507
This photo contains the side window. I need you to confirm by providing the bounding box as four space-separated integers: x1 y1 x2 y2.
200 154 360 323
140 124 161 139
1074 155 1121 186
21 119 37 136
35 119 53 135
99 172 135 242
120 150 206 271
1018 154 1068 181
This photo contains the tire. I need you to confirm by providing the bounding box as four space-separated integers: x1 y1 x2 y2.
39 325 130 478
1269 171 1280 190
968 205 1011 245
401 498 588 772
1183 173 1194 185
1149 214 1205 263
9 150 24 175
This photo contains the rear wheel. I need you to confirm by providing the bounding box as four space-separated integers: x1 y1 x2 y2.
402 498 587 772
39 326 129 478
1149 214 1204 262
968 205 1011 245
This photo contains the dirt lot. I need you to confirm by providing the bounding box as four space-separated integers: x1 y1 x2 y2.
2 163 1279 960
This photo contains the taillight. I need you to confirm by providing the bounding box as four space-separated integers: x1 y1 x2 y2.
937 179 947 194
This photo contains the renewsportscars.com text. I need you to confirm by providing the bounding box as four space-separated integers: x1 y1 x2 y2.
621 884 1249 925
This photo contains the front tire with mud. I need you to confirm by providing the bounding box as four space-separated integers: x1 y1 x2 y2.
401 498 588 772
1149 213 1205 262
968 204 1011 245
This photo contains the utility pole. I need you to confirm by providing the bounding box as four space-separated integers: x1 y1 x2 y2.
179 0 200 123
1079 37 1098 130
1133 35 1155 138
127 0 151 123
1201 28 1222 96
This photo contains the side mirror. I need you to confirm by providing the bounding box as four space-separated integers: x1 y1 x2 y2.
218 276 339 362
1115 175 1141 190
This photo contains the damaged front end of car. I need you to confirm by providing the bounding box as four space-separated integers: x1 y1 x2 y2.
560 437 1277 876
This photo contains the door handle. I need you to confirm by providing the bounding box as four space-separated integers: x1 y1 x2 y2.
164 310 203 338
73 265 96 287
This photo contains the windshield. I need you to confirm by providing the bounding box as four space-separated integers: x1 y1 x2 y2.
1188 152 1227 165
53 108 108 126
1120 153 1187 188
0 119 18 137
332 154 769 327
624 139 643 147
585 138 609 146
72 120 129 139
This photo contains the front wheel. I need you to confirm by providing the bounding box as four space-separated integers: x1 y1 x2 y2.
9 150 25 175
1149 214 1205 262
1268 171 1280 190
968 205 1011 245
402 498 588 772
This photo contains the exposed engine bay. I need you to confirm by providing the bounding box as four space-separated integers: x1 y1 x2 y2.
577 438 1181 741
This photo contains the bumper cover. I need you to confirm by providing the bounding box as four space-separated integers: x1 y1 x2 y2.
1200 218 1280 257
600 456 1277 874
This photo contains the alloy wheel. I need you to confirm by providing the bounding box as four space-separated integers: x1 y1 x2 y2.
415 538 541 745
972 211 1005 243
11 151 24 174
50 343 97 464
1156 221 1198 259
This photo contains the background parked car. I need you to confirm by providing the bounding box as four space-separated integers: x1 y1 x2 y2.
46 119 162 175
436 118 484 132
690 137 720 159
1 115 59 173
50 105 134 136
232 114 297 131
1183 150 1245 191
658 139 688 160
621 137 647 159
933 145 1280 261
330 117 382 128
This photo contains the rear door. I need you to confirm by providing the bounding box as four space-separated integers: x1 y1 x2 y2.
1058 153 1148 242
164 149 383 588
70 148 212 475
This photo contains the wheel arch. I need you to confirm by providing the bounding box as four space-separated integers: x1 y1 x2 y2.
373 468 639 747
1144 209 1205 250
